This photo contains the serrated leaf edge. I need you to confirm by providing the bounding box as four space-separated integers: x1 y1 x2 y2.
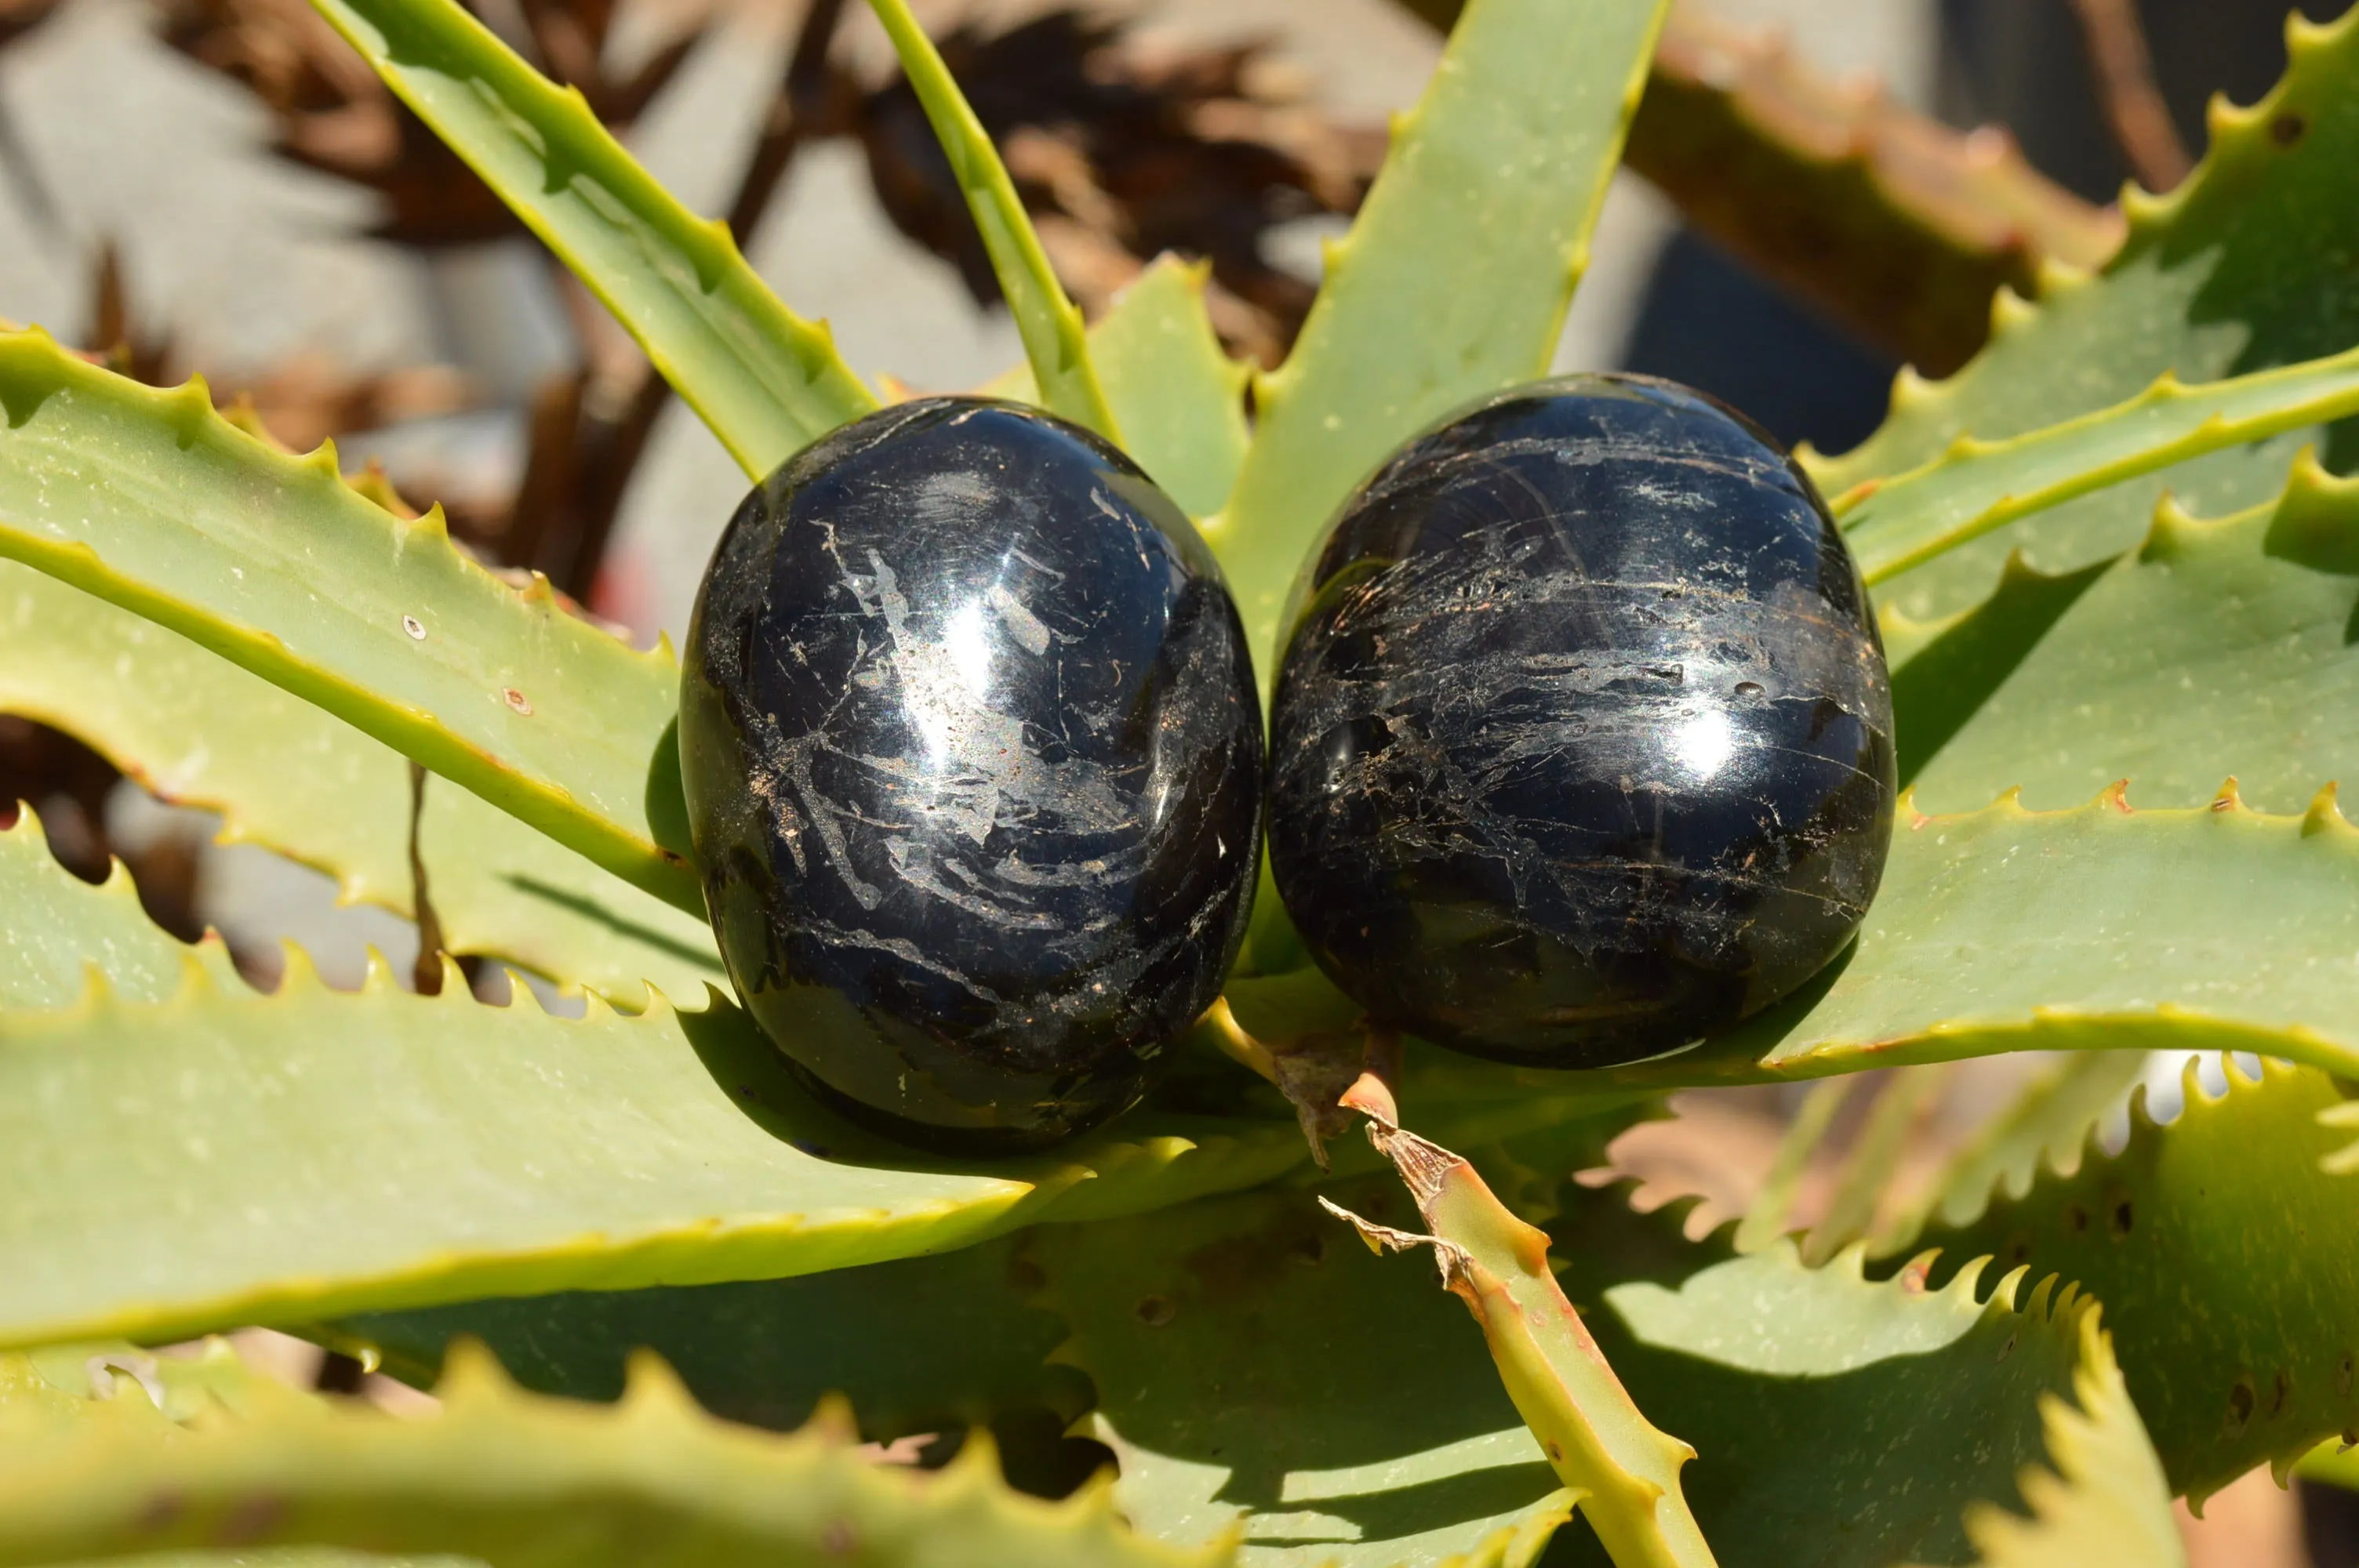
0 327 700 913
1804 4 2359 494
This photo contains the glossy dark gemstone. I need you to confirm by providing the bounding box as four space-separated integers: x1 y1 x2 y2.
1267 374 1895 1068
679 397 1262 1152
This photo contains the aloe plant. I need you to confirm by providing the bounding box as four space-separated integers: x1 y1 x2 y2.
2 0 2356 1560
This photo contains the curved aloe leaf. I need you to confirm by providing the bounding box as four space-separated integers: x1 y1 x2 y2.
1888 1051 2150 1248
1813 8 2359 625
1205 0 1670 691
0 561 722 1005
0 332 699 913
340 1232 1087 1444
1901 1058 2359 1504
1835 348 2359 586
0 808 234 1007
306 0 875 479
0 954 1312 1350
1906 459 2359 818
1230 788 2359 1100
1921 1308 2183 1568
863 0 1115 441
0 1338 1219 1567
985 256 1249 519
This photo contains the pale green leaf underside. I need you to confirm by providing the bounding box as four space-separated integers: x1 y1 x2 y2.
1928 1315 2183 1568
0 1339 1217 1567
1902 1058 2359 1504
984 255 1249 520
0 332 698 913
0 560 722 1005
1837 346 2359 585
0 960 1312 1350
0 808 234 1007
307 0 875 480
1205 0 1668 691
863 0 1115 441
1814 9 2359 626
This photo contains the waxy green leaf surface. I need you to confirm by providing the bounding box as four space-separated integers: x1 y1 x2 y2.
1902 459 2359 816
1837 347 2359 586
342 1233 1085 1444
1901 1058 2359 1503
0 954 1314 1350
0 333 699 912
0 560 723 1004
0 808 230 1008
1206 0 1669 688
1034 1171 1576 1568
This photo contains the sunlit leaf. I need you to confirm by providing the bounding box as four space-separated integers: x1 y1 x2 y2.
0 332 697 913
863 0 1115 439
0 561 722 1004
1899 1057 2359 1504
0 806 232 1007
307 0 875 479
1206 0 1669 694
1814 9 2359 626
0 956 1311 1350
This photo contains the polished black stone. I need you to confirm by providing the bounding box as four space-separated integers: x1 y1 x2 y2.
680 397 1261 1152
1267 374 1895 1068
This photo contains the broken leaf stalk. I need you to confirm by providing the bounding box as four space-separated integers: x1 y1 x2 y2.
1323 1074 1716 1568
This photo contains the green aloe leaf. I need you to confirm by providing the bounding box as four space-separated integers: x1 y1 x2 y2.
0 807 234 1007
1033 1168 1579 1568
0 561 722 1005
1896 1058 2359 1504
984 256 1249 520
1813 9 2359 626
1205 0 1669 690
0 957 1313 1351
1888 1051 2150 1250
1835 348 2359 586
1914 1307 2184 1568
0 333 699 913
1547 1210 2111 1567
339 1232 1087 1446
1668 790 2359 1089
1904 458 2359 816
0 1338 1217 1567
863 0 1115 440
307 0 874 479
1230 789 2359 1101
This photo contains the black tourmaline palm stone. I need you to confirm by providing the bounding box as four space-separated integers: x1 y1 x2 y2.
1267 374 1894 1069
680 397 1261 1152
